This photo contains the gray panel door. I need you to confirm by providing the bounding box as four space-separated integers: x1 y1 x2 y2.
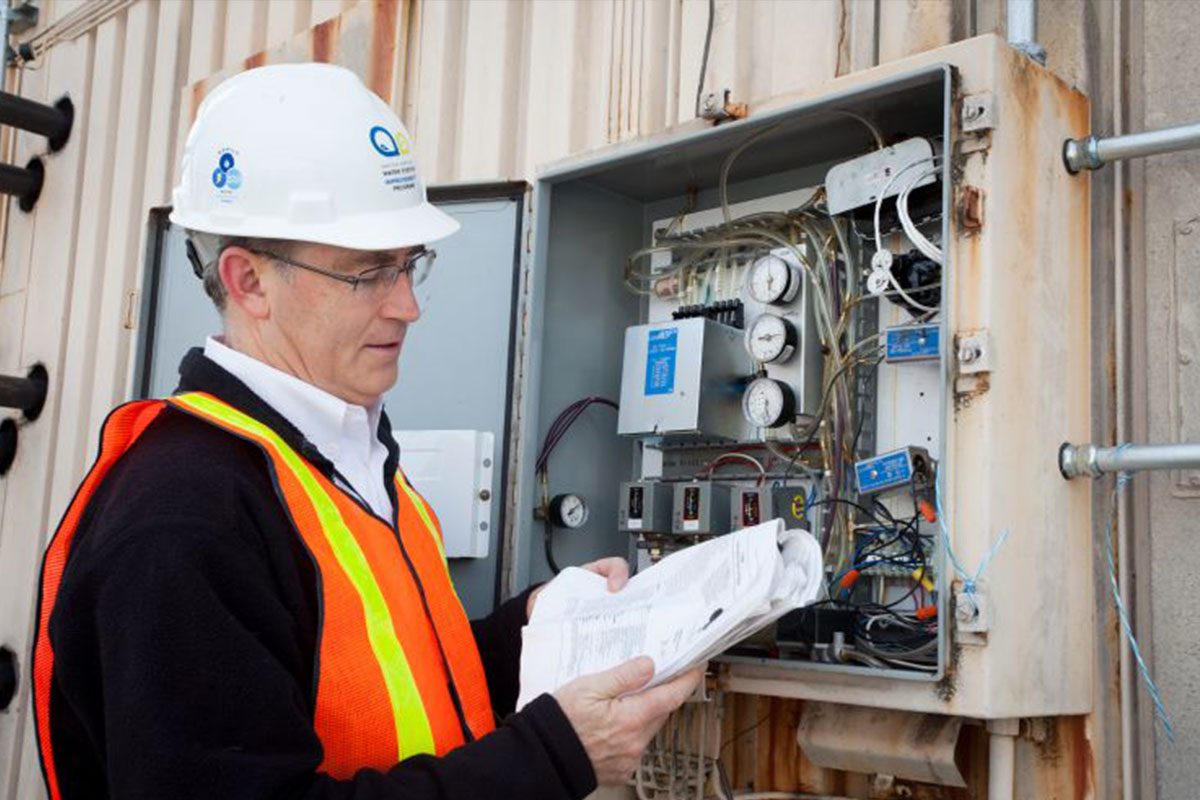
135 189 524 616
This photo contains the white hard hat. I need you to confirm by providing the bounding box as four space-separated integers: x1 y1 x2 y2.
169 62 457 250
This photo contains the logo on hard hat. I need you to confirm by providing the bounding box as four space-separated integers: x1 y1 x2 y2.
369 125 410 158
212 149 243 200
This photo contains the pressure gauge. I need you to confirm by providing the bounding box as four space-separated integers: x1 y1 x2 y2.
745 313 798 363
548 493 590 529
741 377 797 429
747 254 801 305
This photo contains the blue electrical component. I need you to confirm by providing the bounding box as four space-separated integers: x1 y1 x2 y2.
855 447 931 495
884 323 939 363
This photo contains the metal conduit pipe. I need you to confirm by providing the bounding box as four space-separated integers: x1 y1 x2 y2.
1006 0 1045 64
0 92 74 151
1064 122 1200 173
987 720 1019 800
1059 442 1200 479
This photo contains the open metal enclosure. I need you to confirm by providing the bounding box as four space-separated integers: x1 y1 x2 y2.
508 36 1091 721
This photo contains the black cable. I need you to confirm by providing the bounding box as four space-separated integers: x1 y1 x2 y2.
536 397 619 575
694 0 715 118
543 516 561 575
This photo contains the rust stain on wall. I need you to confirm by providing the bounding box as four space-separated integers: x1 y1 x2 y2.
368 0 399 103
312 16 340 63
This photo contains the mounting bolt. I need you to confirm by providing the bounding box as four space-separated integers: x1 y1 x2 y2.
478 489 491 502
958 345 980 365
956 593 979 624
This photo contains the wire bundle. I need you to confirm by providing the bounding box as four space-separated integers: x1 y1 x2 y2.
535 397 618 574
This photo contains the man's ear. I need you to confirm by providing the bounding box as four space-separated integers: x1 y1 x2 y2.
219 247 271 319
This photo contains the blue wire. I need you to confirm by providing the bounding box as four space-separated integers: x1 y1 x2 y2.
933 471 1008 594
1109 469 1175 743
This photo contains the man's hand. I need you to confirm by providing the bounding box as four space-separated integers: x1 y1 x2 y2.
553 657 704 786
526 557 629 620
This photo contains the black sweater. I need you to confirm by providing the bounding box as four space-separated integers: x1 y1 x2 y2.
42 348 595 799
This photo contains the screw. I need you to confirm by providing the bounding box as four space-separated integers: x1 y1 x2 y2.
479 489 491 501
480 522 489 531
482 458 492 468
958 345 980 364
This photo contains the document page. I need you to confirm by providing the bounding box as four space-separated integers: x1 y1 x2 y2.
516 520 823 709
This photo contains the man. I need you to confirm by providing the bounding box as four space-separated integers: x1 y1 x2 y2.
31 63 700 798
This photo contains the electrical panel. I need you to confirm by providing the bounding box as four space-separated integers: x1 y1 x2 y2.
519 37 1092 720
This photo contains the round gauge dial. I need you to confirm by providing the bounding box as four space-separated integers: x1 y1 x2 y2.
549 493 590 529
741 377 797 429
747 254 801 305
745 313 798 363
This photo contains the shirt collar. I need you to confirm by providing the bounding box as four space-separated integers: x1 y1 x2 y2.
173 346 401 487
202 337 384 466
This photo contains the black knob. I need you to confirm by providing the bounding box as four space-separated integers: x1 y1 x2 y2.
0 647 16 711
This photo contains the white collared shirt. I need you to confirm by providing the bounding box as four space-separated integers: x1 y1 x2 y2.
203 336 394 521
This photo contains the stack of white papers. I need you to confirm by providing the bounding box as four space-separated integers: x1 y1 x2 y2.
516 520 824 709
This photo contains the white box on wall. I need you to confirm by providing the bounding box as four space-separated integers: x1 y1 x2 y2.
394 430 495 559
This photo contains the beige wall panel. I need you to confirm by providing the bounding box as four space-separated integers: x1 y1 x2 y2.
511 0 583 174
878 0 955 63
86 1 159 438
635 0 678 138
186 0 227 84
140 0 192 211
47 15 125 519
311 0 359 27
222 0 269 68
265 0 314 46
408 0 465 178
0 5 94 794
455 0 524 178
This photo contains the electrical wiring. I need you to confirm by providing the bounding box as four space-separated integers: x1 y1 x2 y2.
896 165 944 264
698 452 768 485
871 155 943 256
535 397 619 574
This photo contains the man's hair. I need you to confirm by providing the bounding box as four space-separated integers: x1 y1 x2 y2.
185 231 297 312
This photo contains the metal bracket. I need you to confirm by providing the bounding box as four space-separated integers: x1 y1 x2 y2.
955 583 990 640
955 330 993 375
699 89 748 124
961 93 996 133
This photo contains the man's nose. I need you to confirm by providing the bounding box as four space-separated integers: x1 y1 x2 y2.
380 276 421 323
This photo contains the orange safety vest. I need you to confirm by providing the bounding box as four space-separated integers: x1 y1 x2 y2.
32 392 495 797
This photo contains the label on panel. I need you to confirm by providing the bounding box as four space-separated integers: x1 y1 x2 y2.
885 324 940 362
644 327 678 395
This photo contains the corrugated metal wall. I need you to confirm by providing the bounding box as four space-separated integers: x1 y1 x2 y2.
0 1 1140 797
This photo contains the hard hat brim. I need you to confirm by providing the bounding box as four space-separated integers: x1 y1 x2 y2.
170 199 461 252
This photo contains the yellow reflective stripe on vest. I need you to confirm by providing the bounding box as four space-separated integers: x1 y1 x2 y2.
171 393 436 758
394 472 449 569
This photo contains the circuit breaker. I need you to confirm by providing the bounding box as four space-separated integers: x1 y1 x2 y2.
617 481 673 534
672 481 732 536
